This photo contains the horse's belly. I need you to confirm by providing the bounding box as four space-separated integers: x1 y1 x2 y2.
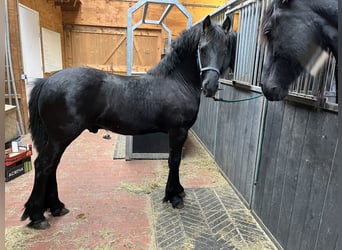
96 116 163 135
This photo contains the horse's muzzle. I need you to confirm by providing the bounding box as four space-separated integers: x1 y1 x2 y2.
261 83 289 101
202 81 218 97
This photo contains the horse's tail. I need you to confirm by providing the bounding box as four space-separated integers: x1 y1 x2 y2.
29 78 48 154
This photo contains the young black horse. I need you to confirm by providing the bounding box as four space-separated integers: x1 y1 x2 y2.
21 15 235 229
260 0 338 101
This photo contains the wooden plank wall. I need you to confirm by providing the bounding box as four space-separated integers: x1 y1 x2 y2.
64 25 161 74
61 0 226 29
193 87 340 250
62 0 227 72
252 101 339 250
7 0 63 133
192 85 263 205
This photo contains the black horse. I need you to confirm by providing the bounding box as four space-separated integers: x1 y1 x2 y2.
260 0 338 101
21 15 235 229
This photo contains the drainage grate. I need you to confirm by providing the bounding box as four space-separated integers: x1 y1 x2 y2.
152 187 277 250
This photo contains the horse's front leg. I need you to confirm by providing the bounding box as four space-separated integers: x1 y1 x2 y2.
164 128 188 208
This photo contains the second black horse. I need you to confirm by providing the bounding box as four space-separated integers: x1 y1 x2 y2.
260 0 338 101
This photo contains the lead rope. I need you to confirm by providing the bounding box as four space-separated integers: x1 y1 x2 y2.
212 93 264 103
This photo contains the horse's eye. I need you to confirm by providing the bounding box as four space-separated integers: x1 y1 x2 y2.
264 28 272 39
199 45 207 54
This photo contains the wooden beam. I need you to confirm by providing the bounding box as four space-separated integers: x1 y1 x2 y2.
103 35 126 65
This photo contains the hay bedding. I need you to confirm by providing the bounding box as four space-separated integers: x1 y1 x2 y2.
5 226 39 250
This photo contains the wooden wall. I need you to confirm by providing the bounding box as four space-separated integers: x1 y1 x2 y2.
253 101 339 250
20 0 64 35
192 86 264 205
62 0 227 72
62 0 226 29
64 25 161 74
193 85 340 250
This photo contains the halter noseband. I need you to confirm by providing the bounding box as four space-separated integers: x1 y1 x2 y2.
197 46 221 76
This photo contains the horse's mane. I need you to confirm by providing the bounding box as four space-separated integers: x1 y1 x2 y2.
260 1 275 39
228 32 237 70
147 22 227 77
147 24 202 76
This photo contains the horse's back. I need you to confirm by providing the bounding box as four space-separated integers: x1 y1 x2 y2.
34 66 201 137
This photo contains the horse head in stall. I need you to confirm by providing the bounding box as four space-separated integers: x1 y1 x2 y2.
260 0 338 101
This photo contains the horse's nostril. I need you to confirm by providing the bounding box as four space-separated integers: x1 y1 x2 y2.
270 86 279 94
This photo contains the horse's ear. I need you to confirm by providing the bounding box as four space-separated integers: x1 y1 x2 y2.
203 15 211 32
222 16 231 33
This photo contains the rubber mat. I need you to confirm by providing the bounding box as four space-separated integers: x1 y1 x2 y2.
151 187 278 250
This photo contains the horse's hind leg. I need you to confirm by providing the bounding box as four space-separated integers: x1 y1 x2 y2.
164 128 188 208
22 138 73 229
45 150 70 217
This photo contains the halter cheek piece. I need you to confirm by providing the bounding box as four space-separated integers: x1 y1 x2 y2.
197 46 221 77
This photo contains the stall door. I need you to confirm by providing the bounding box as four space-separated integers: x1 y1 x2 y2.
18 4 43 101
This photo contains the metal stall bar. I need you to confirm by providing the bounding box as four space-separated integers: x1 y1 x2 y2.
234 6 243 80
126 0 192 160
226 0 260 84
127 0 192 76
159 4 173 24
252 0 268 86
249 0 261 85
5 0 24 134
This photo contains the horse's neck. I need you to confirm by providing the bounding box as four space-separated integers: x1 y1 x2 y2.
311 0 337 27
311 0 338 58
174 52 202 90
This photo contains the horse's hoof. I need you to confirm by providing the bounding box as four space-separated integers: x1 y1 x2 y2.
171 196 184 209
27 220 50 230
51 207 70 217
179 191 186 198
20 211 29 221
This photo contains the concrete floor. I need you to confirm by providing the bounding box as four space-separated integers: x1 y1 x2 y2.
5 130 277 250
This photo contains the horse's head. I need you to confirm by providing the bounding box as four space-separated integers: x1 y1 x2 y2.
198 15 232 97
260 0 326 101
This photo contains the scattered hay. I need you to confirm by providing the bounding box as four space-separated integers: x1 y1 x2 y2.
119 179 164 195
183 237 195 250
5 226 39 250
229 235 276 250
119 162 169 195
122 239 135 249
120 172 166 195
92 229 118 250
